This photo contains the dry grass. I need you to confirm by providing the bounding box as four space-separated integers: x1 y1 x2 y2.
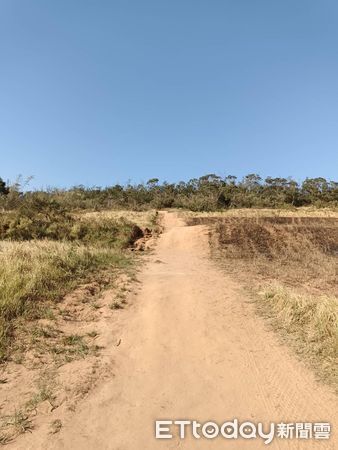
78 209 158 228
0 240 129 359
188 215 338 293
259 284 337 387
0 411 33 444
180 206 338 219
0 369 57 443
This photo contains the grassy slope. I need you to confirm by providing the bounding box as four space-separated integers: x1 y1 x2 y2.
0 210 156 360
0 241 129 359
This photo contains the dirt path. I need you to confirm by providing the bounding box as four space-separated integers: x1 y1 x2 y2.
14 212 337 449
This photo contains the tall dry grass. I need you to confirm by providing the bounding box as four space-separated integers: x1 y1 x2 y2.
188 216 338 293
78 209 158 229
259 285 337 387
180 206 338 219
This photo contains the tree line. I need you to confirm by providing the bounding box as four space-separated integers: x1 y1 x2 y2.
0 174 337 212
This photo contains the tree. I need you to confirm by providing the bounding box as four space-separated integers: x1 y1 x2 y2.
241 174 262 191
0 177 9 195
146 178 159 187
302 177 329 203
198 174 222 185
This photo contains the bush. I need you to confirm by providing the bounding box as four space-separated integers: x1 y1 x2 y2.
1 174 337 213
0 196 74 240
0 196 143 247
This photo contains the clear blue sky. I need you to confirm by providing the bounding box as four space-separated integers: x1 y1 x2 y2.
1 0 337 188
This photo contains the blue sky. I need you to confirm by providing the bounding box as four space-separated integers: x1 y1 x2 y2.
0 0 337 188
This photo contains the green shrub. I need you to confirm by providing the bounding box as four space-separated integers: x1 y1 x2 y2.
0 196 144 247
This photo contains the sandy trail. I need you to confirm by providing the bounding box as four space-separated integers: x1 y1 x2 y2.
16 212 337 449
